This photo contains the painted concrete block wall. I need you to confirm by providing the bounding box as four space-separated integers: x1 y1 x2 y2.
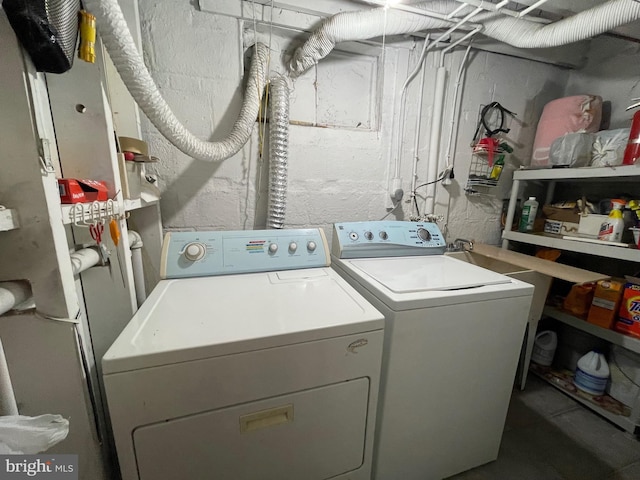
565 36 640 129
432 50 569 244
137 1 569 244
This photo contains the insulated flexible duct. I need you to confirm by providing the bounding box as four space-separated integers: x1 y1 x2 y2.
289 0 640 77
267 77 291 229
84 0 269 162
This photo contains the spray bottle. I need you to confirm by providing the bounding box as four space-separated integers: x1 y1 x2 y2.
598 199 626 242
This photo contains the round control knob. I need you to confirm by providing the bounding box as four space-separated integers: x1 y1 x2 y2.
307 241 317 252
417 228 432 242
288 242 298 253
364 231 374 241
184 242 206 261
379 231 388 240
349 232 359 241
268 243 278 254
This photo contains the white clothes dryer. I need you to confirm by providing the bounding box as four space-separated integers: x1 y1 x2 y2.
331 221 533 480
103 228 384 480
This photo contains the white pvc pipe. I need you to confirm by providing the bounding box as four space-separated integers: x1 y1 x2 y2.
84 0 269 162
409 52 428 215
128 231 146 307
0 282 31 316
0 338 18 416
70 248 102 276
424 66 447 214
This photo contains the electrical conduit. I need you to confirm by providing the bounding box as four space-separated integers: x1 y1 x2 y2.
84 0 269 162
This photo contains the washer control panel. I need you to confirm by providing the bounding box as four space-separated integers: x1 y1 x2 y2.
332 221 446 258
161 228 330 279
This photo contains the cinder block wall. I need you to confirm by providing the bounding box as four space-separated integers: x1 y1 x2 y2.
138 1 571 244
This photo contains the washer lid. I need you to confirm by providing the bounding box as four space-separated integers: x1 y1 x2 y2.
102 268 383 374
350 256 511 293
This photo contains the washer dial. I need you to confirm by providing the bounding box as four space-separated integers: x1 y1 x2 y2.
184 242 206 261
417 228 432 242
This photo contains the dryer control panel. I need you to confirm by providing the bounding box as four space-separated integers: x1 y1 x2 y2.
332 221 446 258
161 229 330 278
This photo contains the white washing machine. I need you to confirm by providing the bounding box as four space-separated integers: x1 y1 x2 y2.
102 228 384 480
331 221 534 480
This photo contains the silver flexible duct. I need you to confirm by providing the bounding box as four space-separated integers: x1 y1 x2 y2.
289 0 640 77
267 77 291 229
84 0 269 162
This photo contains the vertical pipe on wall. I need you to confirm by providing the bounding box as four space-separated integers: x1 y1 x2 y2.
424 65 447 214
0 338 18 416
128 230 146 307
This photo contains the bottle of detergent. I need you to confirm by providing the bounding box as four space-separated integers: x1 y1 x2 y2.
598 199 626 242
574 350 610 396
519 197 539 232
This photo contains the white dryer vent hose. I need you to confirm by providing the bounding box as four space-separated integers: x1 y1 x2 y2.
289 0 640 76
84 0 269 162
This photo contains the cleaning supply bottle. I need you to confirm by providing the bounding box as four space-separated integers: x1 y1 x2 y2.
519 197 539 232
574 350 610 395
598 199 626 242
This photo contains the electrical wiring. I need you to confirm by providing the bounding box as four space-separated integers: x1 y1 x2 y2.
379 200 402 221
410 172 448 217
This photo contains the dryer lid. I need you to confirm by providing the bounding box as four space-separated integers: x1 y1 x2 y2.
102 268 383 374
349 255 511 293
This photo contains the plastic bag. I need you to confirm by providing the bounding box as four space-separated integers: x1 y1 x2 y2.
0 414 69 454
592 128 630 167
549 132 593 167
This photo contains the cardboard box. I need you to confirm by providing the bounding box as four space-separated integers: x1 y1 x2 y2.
587 279 625 329
578 214 608 238
542 204 580 223
544 219 579 236
615 283 640 338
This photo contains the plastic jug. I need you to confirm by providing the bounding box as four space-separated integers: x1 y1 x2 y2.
519 197 539 232
531 331 557 367
574 351 610 396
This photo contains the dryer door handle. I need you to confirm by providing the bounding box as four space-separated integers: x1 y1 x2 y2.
240 404 294 433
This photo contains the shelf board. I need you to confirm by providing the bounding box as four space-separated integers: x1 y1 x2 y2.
0 208 19 231
544 306 640 355
514 164 640 182
123 197 159 212
502 231 640 262
530 368 638 435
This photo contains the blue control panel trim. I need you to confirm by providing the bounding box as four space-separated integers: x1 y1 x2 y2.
331 221 446 258
161 229 330 279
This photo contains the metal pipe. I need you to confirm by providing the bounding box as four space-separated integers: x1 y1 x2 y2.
518 0 551 18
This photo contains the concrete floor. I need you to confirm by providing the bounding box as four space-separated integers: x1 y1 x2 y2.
448 375 640 480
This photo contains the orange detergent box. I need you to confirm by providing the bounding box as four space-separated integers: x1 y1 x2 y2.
587 279 625 329
615 283 640 338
